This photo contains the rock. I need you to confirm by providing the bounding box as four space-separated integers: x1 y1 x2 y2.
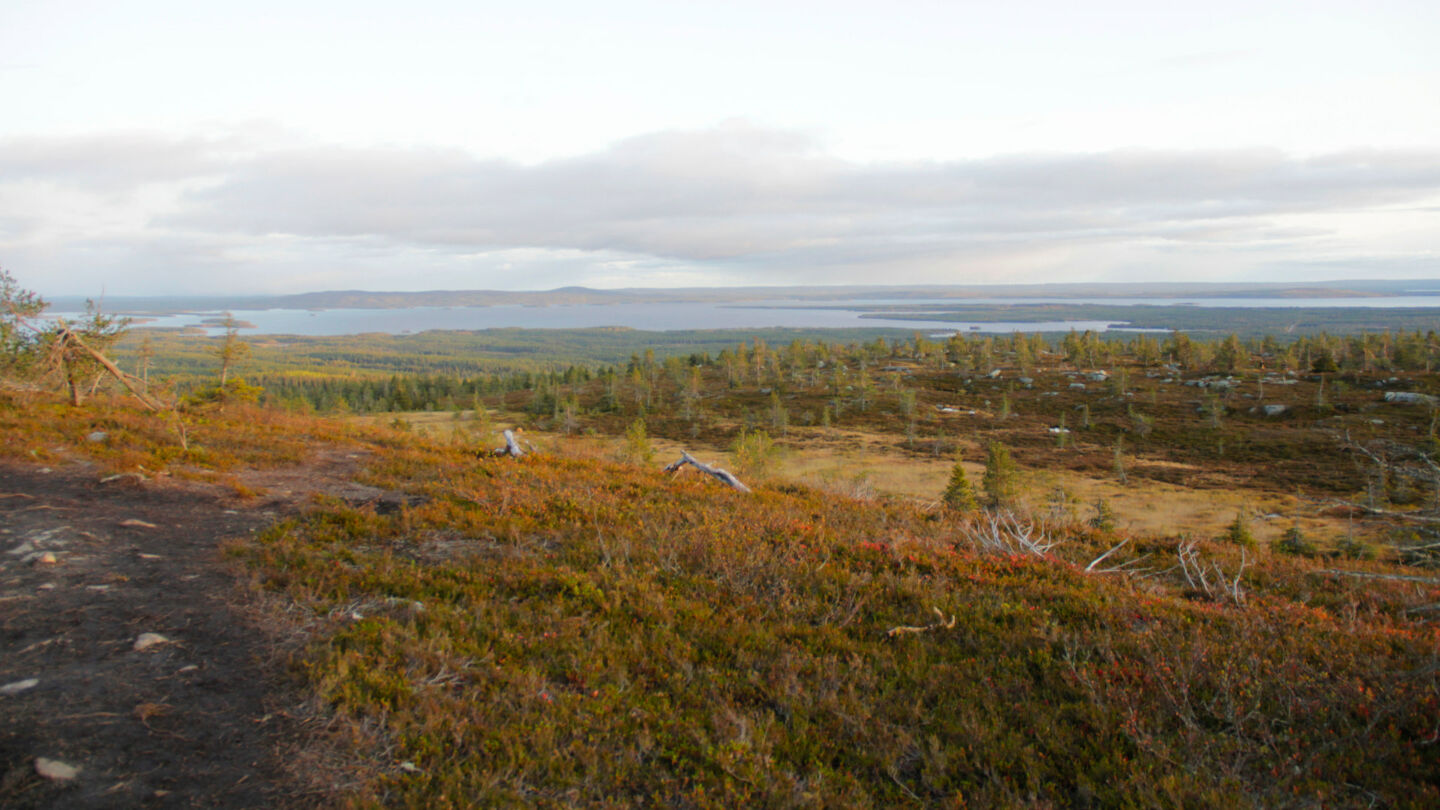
119 519 158 529
0 678 39 696
85 431 108 443
34 758 80 781
1262 404 1289 417
133 633 171 651
34 552 58 565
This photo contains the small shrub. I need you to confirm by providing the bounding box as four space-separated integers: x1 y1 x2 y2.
1224 511 1256 549
1335 535 1377 560
1274 525 1316 557
731 427 777 478
620 418 654 465
1088 498 1117 532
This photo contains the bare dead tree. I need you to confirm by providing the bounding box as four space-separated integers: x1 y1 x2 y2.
1174 538 1248 605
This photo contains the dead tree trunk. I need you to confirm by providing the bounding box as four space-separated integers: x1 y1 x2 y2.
493 429 526 457
663 451 751 493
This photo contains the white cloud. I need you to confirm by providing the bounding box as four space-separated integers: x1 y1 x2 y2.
3 124 1439 294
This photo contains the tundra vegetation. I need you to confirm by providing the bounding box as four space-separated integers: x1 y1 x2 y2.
4 273 1440 807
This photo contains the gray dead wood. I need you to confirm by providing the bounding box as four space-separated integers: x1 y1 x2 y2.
494 429 526 458
1319 569 1440 585
663 451 751 493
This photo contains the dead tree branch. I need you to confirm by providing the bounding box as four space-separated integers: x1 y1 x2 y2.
51 323 164 412
886 607 957 637
1085 537 1133 573
663 452 751 493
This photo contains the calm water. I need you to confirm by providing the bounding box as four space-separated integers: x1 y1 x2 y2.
51 295 1440 337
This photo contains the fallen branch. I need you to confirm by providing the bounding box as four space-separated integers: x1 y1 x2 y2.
1084 537 1131 573
663 452 751 493
887 607 957 637
51 322 164 412
1319 569 1440 585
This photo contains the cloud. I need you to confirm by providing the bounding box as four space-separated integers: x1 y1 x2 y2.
0 133 229 193
5 123 1439 293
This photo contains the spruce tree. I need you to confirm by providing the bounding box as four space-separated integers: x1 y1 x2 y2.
982 441 1020 510
942 453 979 512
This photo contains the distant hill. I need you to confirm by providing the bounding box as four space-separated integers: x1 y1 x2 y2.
46 278 1440 315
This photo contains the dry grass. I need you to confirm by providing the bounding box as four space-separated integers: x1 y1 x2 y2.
362 410 1363 549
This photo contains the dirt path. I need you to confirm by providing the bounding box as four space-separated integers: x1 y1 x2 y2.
0 453 374 809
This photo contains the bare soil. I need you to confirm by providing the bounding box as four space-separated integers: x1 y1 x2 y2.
0 451 384 809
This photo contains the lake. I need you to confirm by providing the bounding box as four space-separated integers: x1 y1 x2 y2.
50 295 1440 337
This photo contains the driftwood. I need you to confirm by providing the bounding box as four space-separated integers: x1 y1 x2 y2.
663 451 751 493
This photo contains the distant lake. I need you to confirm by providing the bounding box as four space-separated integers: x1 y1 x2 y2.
49 295 1440 337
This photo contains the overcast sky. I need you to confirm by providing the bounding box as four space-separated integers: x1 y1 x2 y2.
2 0 1438 296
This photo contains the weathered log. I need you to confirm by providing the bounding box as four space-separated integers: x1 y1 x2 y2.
663 451 751 493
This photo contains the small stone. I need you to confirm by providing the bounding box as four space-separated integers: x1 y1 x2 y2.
35 757 80 781
119 519 158 529
35 552 58 565
86 431 109 443
0 678 39 696
133 633 171 651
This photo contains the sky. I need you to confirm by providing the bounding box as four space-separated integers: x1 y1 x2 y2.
2 0 1438 296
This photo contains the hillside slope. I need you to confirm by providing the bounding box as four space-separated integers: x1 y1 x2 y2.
243 429 1439 808
2 393 1436 808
